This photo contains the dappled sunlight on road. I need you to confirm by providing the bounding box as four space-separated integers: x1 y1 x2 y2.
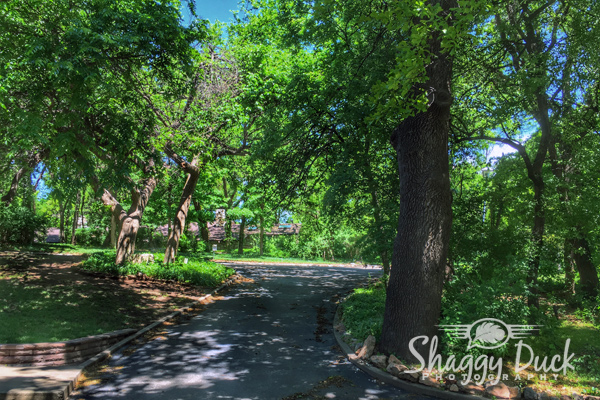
72 264 434 400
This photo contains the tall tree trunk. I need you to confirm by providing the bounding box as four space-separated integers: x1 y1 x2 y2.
71 191 80 245
569 237 599 299
238 216 246 255
380 11 454 359
527 179 544 308
167 182 174 238
59 200 66 243
381 250 390 276
80 190 85 228
548 133 599 300
164 158 200 264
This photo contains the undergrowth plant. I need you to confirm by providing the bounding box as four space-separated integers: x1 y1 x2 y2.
80 252 234 287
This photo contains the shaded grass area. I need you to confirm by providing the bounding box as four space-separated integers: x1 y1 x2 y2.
516 319 600 395
80 252 234 287
0 279 170 343
340 279 600 395
0 243 108 255
0 252 234 344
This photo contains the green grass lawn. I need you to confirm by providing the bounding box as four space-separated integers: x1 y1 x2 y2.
0 279 167 343
0 251 234 344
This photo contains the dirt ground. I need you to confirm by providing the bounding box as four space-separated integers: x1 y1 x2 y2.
0 251 212 340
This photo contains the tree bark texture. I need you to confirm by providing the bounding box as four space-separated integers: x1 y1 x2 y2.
527 179 544 308
59 200 66 243
380 102 453 361
164 157 200 264
238 216 246 255
379 0 454 361
101 177 157 265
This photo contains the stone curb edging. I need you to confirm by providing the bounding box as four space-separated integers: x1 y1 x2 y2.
0 271 240 400
333 306 487 400
0 329 137 367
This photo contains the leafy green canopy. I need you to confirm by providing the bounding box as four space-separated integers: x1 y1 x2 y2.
0 0 205 189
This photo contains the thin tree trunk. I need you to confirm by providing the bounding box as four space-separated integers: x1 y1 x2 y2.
164 158 200 264
71 191 80 245
569 237 599 299
59 200 66 243
64 206 72 244
167 182 174 238
80 190 85 228
238 217 246 255
381 250 390 276
527 179 544 308
1 167 27 207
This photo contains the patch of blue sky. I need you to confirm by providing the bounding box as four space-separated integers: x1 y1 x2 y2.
181 0 242 25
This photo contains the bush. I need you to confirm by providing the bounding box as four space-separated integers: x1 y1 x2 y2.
135 226 166 249
80 252 234 287
0 206 47 245
179 233 193 253
74 227 105 247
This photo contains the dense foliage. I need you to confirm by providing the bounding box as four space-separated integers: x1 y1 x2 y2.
1 0 599 388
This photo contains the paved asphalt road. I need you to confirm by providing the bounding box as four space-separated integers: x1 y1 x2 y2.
71 263 437 400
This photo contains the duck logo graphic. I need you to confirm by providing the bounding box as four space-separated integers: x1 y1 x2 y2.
438 318 540 350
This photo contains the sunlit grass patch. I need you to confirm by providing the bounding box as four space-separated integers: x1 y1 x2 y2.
341 279 386 341
80 251 234 287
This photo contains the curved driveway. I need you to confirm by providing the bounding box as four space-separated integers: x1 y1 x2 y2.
71 263 436 400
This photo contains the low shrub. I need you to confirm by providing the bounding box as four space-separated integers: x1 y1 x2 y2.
80 252 234 287
0 206 47 245
74 227 105 247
